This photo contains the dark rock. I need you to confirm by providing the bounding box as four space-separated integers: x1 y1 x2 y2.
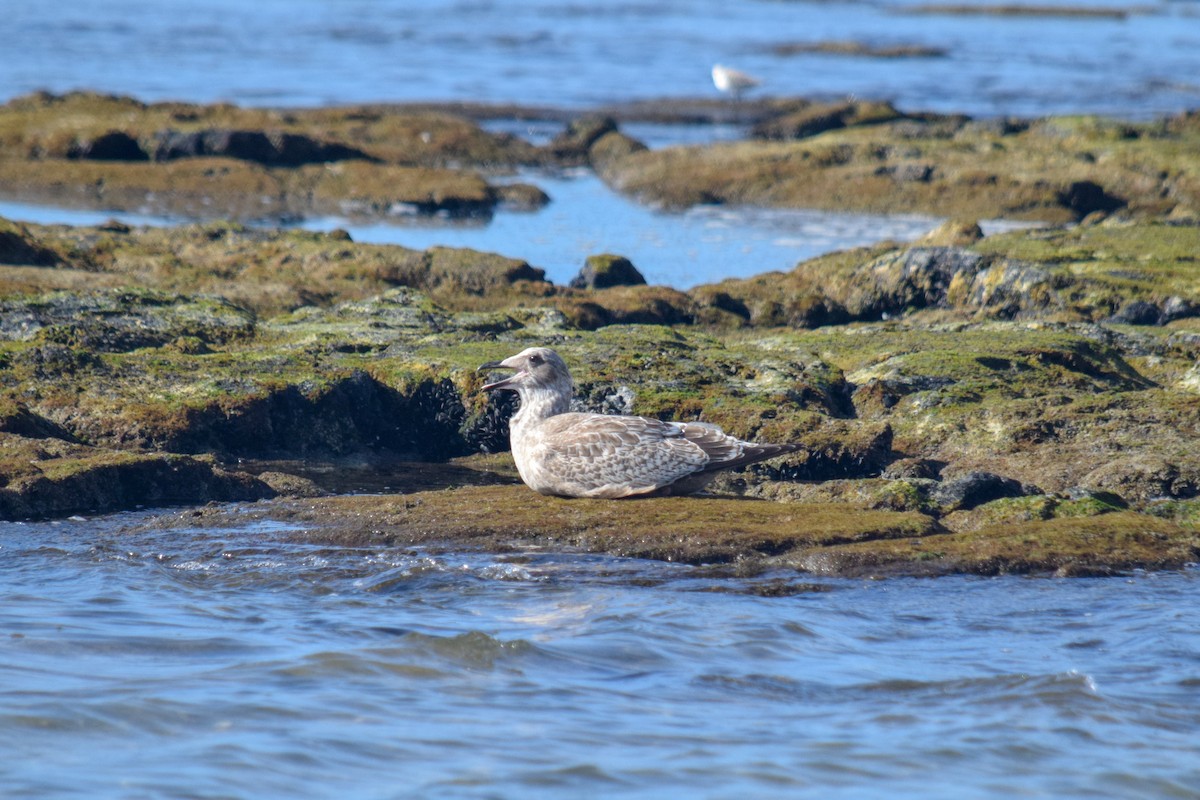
256 471 328 498
0 220 61 266
0 404 80 442
152 128 372 166
1107 300 1163 326
464 391 519 454
0 444 274 521
569 254 647 289
933 470 1026 511
547 116 619 162
1081 455 1199 504
588 130 648 171
97 218 132 233
763 424 894 481
1058 180 1126 218
66 130 147 161
164 372 471 461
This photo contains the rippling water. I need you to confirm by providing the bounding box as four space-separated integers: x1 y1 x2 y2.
2 512 1198 798
5 0 1199 117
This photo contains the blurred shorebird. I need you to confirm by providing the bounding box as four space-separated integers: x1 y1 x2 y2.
712 64 761 101
480 347 801 498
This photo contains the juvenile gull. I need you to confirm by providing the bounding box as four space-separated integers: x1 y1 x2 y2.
479 347 801 498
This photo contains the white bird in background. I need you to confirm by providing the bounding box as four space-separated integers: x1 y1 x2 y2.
711 64 761 101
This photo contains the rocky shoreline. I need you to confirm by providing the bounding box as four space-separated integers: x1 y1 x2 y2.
1 92 1197 576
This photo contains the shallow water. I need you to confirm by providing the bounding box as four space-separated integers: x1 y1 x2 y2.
1 177 1031 290
2 512 1198 799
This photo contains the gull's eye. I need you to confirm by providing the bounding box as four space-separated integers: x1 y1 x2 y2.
528 353 542 365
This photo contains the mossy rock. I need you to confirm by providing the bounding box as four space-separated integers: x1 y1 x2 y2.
140 484 941 567
600 110 1200 221
0 92 554 221
569 253 647 290
0 288 255 351
801 512 1200 576
0 217 61 266
687 221 1200 327
0 431 272 519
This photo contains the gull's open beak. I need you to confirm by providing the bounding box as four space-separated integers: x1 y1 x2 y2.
478 359 521 392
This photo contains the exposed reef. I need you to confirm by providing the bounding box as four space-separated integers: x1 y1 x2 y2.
1 93 1198 577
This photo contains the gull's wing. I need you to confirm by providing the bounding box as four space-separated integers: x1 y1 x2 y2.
529 413 798 498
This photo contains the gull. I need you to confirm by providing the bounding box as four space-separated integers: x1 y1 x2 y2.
712 64 761 101
479 347 801 498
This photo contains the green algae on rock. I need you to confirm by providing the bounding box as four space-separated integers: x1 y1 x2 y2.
598 110 1200 222
127 486 1200 577
0 426 272 520
0 91 555 221
690 220 1200 327
137 484 941 566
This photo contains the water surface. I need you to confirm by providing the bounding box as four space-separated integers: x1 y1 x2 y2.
2 513 1198 798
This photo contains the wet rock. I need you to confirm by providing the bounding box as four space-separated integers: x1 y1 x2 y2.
569 254 647 289
771 41 948 59
805 512 1198 577
0 433 273 520
932 470 1026 511
146 484 942 568
588 130 648 172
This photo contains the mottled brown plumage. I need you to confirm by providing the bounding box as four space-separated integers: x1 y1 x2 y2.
480 347 801 498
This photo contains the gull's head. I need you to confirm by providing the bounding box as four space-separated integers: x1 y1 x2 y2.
479 347 573 397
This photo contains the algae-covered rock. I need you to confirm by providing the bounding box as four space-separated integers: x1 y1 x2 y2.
801 512 1200 577
0 91 551 221
569 254 647 290
688 221 1200 327
0 288 255 351
128 486 1199 577
0 217 61 266
0 431 272 519
139 484 942 566
600 110 1200 221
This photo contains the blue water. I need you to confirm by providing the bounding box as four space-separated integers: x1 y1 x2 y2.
1 514 1198 799
4 0 1198 117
